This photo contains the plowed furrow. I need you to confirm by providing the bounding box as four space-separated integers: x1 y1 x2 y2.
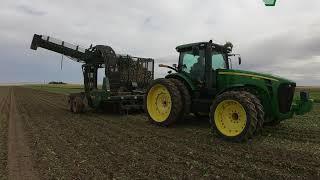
16 87 320 179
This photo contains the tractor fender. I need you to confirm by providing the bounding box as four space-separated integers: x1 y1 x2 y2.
216 84 273 116
165 73 196 91
217 84 269 97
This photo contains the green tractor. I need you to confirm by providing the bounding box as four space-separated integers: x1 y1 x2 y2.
144 40 313 142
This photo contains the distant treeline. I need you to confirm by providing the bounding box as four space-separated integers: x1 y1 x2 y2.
48 81 67 84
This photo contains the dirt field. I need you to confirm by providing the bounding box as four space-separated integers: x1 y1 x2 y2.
0 86 320 179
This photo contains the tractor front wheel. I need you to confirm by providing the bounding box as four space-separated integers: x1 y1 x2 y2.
210 91 258 142
144 78 182 126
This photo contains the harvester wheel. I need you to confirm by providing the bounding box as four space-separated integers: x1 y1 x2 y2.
209 91 258 142
168 78 191 120
144 78 182 126
72 96 84 113
69 98 74 112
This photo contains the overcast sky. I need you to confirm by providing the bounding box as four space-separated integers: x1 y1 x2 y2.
0 0 319 85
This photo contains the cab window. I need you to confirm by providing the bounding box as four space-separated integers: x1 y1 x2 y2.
181 53 197 73
180 49 205 81
212 53 226 70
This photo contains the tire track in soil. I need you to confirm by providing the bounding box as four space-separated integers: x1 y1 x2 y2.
13 89 93 178
0 87 10 179
7 88 39 180
20 87 320 179
0 87 10 113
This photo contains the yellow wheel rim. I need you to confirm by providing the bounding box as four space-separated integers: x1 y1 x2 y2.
214 100 247 136
147 84 172 122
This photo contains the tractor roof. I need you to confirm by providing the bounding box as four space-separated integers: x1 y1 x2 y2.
175 41 225 52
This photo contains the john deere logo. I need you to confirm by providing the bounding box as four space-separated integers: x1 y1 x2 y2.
263 0 277 6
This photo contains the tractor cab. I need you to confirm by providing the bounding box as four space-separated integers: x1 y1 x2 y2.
177 41 231 82
173 41 237 98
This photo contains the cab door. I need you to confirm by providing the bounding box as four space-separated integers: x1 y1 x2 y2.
204 46 228 97
179 48 206 83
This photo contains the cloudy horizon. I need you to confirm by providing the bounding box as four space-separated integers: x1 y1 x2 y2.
1 0 320 85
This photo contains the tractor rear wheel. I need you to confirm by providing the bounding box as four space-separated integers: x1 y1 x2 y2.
168 78 191 120
144 78 182 126
209 91 258 142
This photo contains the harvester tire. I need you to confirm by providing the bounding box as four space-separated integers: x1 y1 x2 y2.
72 96 84 113
69 98 73 112
168 78 191 120
240 91 265 135
144 78 182 126
209 91 258 142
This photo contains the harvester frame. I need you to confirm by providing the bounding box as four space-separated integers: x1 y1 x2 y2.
31 34 154 113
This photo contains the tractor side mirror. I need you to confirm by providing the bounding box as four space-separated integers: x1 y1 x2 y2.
192 46 200 56
172 64 177 68
238 57 242 65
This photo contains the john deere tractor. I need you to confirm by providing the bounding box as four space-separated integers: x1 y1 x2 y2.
144 40 313 142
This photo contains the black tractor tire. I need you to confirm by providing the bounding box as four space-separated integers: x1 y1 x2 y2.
209 91 258 142
240 91 265 135
144 78 183 126
72 96 85 113
168 78 191 120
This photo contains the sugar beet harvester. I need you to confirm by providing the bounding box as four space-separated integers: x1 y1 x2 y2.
30 34 154 113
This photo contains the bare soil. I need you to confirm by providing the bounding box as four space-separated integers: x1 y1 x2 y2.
0 86 320 179
7 89 39 180
0 87 10 179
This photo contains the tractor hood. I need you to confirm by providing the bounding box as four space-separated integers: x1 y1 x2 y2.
218 69 295 84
